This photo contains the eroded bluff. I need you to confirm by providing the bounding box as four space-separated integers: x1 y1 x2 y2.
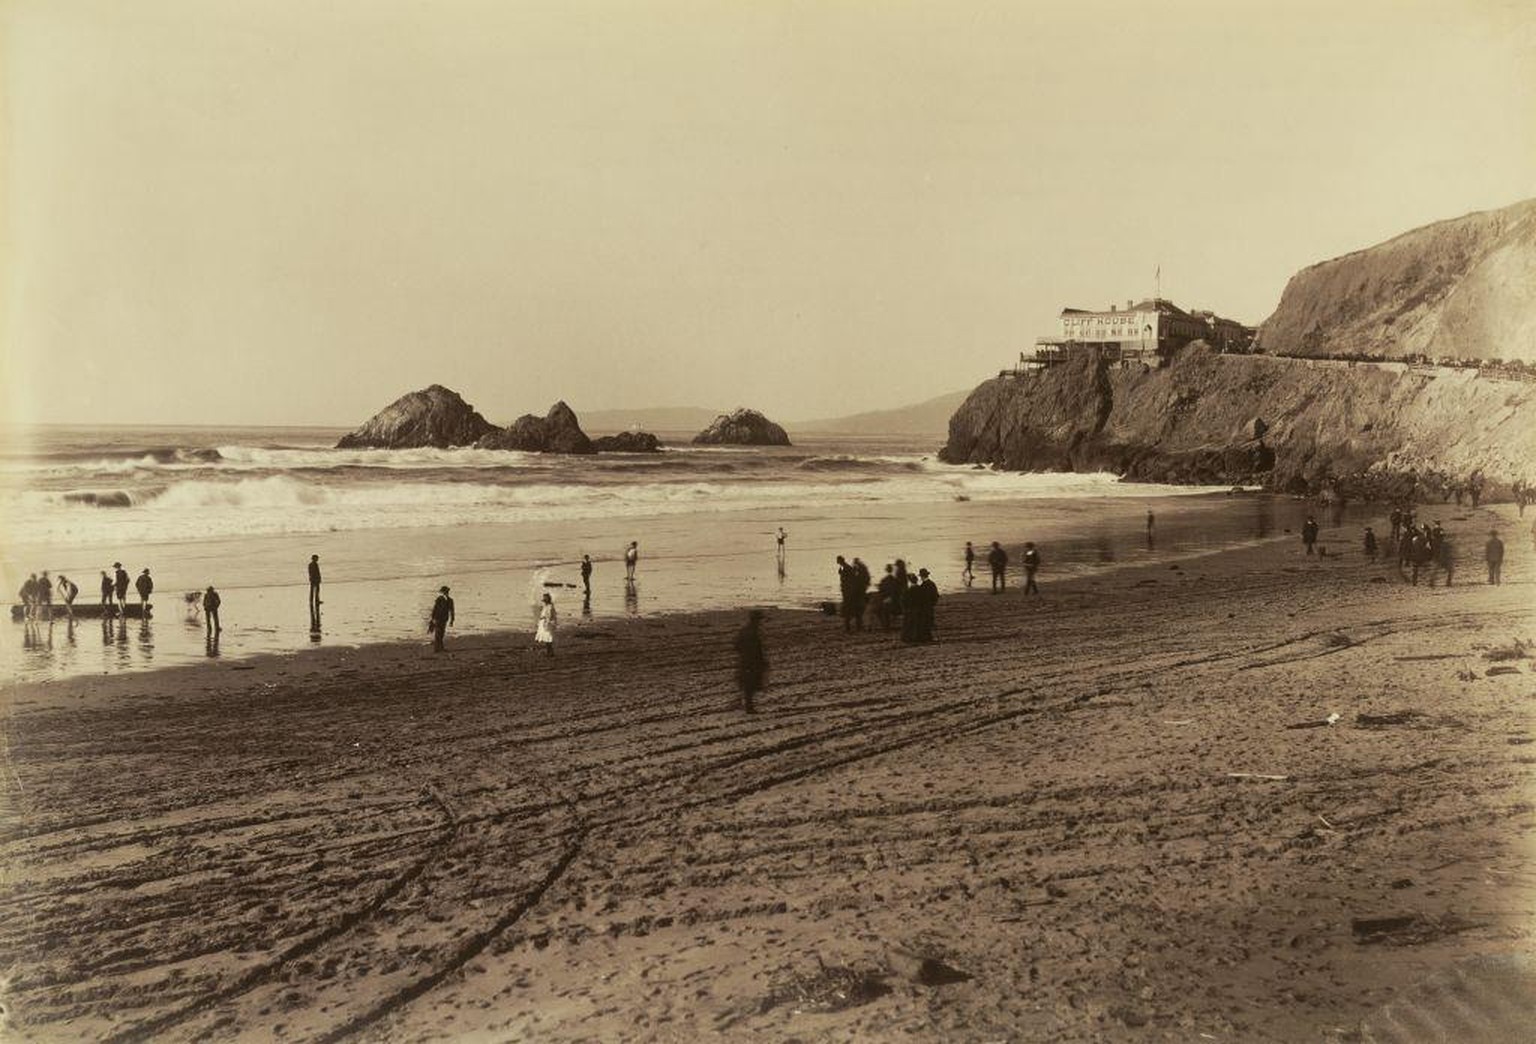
940 344 1536 497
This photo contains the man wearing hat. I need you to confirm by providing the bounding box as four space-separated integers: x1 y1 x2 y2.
113 562 131 615
429 585 456 653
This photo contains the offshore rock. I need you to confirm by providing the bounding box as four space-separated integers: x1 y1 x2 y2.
940 343 1536 499
592 431 664 453
336 385 496 449
692 408 792 446
1256 197 1536 363
476 401 595 454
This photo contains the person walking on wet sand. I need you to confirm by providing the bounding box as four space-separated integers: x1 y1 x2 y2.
429 585 455 652
113 562 130 615
56 574 78 621
987 541 1007 593
202 585 222 636
1022 542 1041 595
308 555 322 616
776 527 787 562
1363 526 1378 563
1301 516 1319 555
535 592 558 657
963 542 976 587
1485 530 1505 585
580 554 593 597
135 568 154 611
734 610 767 713
1146 510 1155 536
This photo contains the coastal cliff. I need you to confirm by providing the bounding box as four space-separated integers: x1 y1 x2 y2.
941 344 1536 497
1256 198 1536 362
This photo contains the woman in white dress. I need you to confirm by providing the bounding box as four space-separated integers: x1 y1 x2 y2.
535 592 557 656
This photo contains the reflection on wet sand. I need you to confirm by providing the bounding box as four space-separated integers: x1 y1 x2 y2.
624 580 639 617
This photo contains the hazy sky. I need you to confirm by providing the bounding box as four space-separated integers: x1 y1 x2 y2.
3 0 1534 427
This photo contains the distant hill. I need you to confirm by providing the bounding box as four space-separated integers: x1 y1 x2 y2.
578 406 724 434
791 390 972 435
1257 197 1536 361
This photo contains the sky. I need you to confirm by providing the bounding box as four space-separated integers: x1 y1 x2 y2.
3 0 1534 428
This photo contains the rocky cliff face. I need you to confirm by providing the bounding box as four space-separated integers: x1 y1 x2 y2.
692 409 791 446
476 401 595 454
1257 198 1536 362
941 344 1536 498
336 385 496 449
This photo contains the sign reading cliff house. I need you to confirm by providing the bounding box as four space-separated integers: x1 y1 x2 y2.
1024 298 1255 370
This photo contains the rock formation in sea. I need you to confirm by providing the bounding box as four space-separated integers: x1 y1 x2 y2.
335 385 496 449
1257 197 1536 362
691 408 792 446
941 342 1536 498
476 401 596 454
591 431 664 453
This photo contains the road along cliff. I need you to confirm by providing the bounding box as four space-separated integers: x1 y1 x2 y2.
940 343 1536 498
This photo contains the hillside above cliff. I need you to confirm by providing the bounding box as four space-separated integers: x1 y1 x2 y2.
941 345 1535 497
1257 198 1536 362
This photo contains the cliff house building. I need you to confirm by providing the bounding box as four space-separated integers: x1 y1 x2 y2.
1023 298 1255 370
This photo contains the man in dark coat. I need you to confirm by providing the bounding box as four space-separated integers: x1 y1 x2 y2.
580 554 593 597
308 555 322 616
875 564 900 630
202 585 222 635
734 610 767 713
135 568 154 610
1485 530 1505 585
837 556 863 633
429 585 455 652
987 541 1007 594
1301 517 1319 555
917 568 939 641
1363 527 1378 563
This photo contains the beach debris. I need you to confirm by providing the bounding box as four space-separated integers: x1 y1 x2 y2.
1485 665 1522 676
1482 640 1530 662
760 957 890 1014
1226 772 1290 782
1457 669 1480 681
1351 913 1482 946
1355 710 1425 728
1286 712 1341 730
888 949 972 987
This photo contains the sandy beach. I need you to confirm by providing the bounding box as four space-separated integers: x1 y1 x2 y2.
3 505 1534 1042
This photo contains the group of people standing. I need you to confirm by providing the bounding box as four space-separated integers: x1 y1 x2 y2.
965 540 1042 594
15 563 157 621
1355 507 1510 587
834 555 940 642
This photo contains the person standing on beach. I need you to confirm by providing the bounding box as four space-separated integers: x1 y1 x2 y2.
900 575 923 642
535 592 557 657
1022 542 1042 595
918 568 939 640
202 585 222 635
100 570 114 609
836 556 862 633
56 574 78 621
1301 516 1319 555
1363 527 1378 563
19 574 38 620
135 568 154 611
580 554 593 597
37 572 53 619
1431 532 1454 587
1146 510 1155 536
776 527 787 562
853 557 871 627
308 555 322 616
1485 530 1505 585
625 541 639 582
987 541 1007 594
892 559 909 615
963 542 976 586
734 610 767 713
429 585 454 652
113 563 130 614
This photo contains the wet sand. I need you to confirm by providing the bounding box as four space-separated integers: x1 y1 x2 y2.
2 506 1534 1042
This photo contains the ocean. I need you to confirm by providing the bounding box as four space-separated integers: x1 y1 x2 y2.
1 425 1326 682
